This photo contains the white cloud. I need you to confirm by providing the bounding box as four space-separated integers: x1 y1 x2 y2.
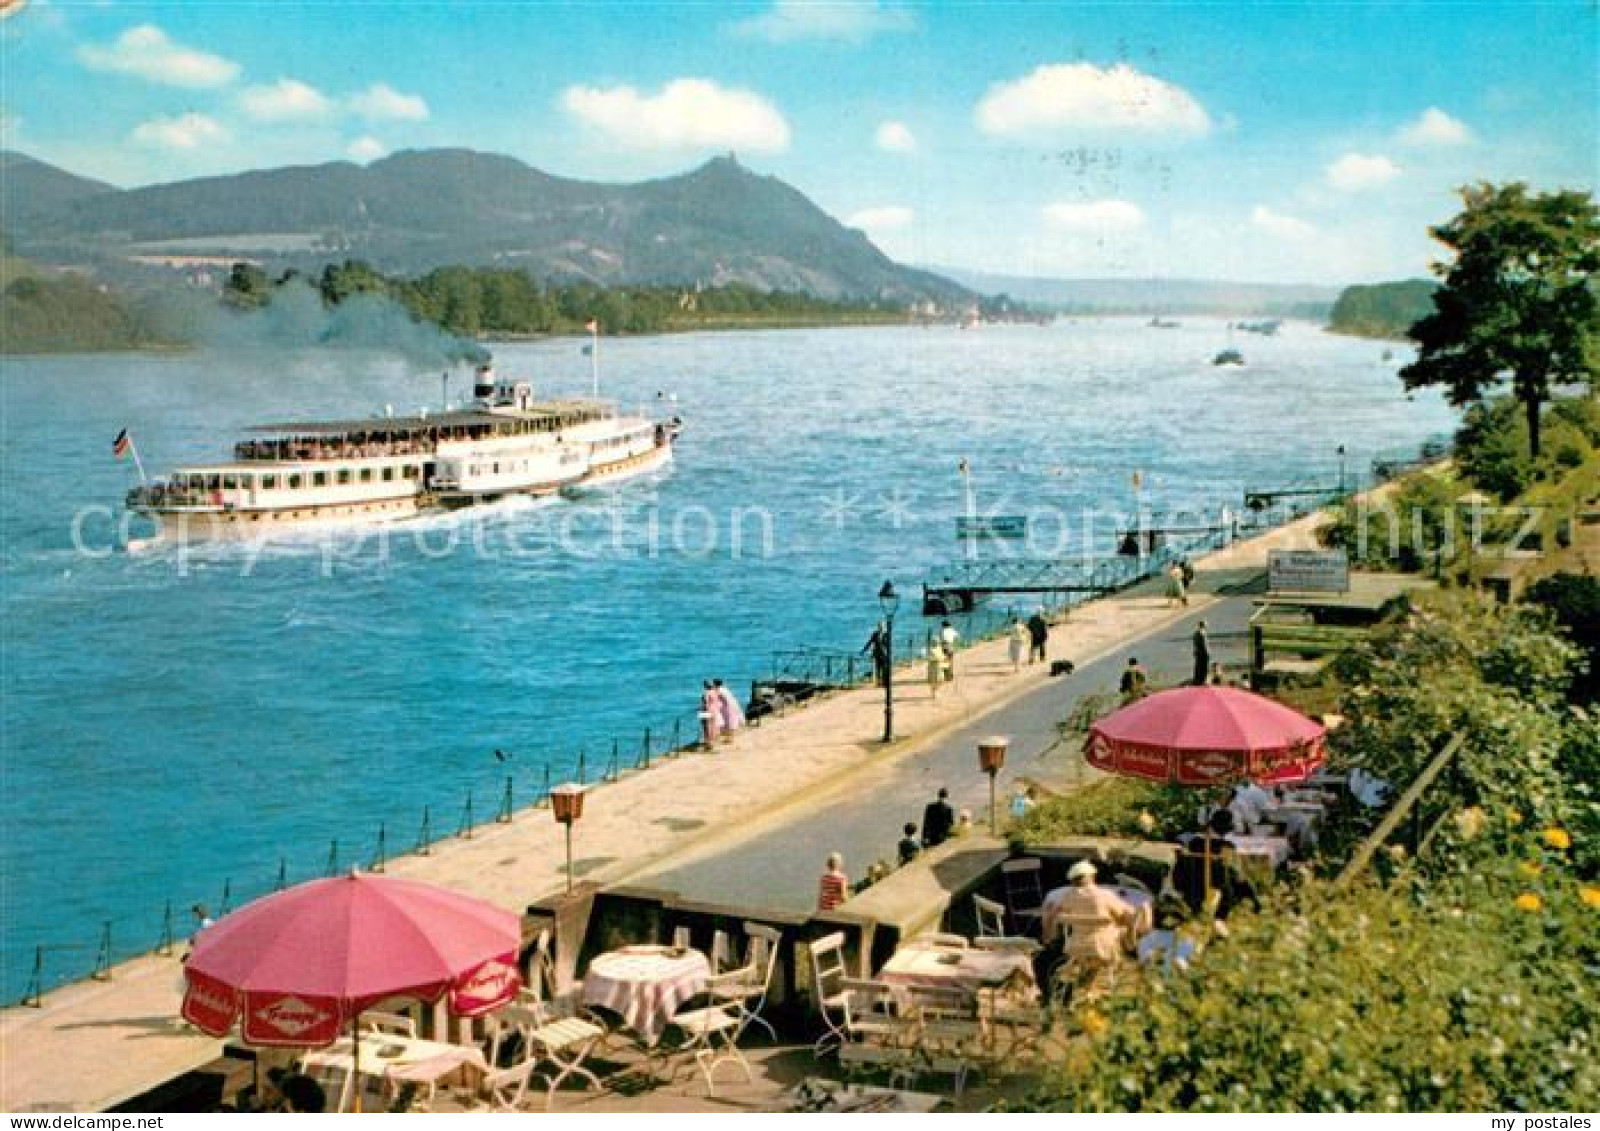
561 78 790 153
1326 152 1402 192
239 78 333 122
349 82 429 122
77 24 239 88
731 1 914 44
977 62 1211 139
1042 199 1146 232
847 205 914 231
1250 205 1317 241
130 112 227 151
1398 107 1472 147
874 120 916 153
347 136 386 162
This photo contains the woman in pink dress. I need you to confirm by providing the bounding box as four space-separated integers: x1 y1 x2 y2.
699 681 723 747
713 679 745 741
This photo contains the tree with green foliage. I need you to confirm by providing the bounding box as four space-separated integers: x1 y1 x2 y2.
222 262 271 310
1402 183 1600 459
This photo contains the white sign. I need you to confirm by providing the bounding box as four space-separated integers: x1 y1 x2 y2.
1268 549 1350 593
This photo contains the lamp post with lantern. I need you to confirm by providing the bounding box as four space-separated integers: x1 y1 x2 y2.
551 784 586 894
978 735 1009 832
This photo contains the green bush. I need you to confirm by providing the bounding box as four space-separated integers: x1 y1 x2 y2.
1020 832 1599 1111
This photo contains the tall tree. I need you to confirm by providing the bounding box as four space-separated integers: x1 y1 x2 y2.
1402 183 1599 458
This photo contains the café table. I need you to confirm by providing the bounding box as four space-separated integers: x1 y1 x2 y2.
879 939 1036 997
1225 833 1291 869
581 944 710 1047
299 1033 488 1112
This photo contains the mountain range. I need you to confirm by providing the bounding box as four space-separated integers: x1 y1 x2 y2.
1 148 969 305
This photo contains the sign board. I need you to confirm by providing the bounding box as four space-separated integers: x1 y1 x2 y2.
956 515 1027 539
1268 549 1350 594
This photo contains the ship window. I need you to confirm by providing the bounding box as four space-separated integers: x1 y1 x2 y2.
262 475 278 490
207 475 221 490
222 475 238 490
288 474 303 489
403 465 417 479
382 467 394 482
313 471 328 487
359 468 373 483
493 462 500 474
338 469 352 484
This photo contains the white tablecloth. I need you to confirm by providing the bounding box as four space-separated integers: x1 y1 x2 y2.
1225 834 1291 868
879 941 1035 996
300 1034 488 1112
582 945 709 1045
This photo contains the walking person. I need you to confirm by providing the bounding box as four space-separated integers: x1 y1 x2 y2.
862 622 890 687
939 620 959 683
713 678 744 741
1008 616 1028 672
1166 562 1187 607
926 638 945 699
1191 621 1211 687
921 787 955 848
1119 657 1149 703
699 680 723 748
1027 611 1050 664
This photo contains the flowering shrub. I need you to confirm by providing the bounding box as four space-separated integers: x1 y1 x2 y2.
1021 823 1598 1111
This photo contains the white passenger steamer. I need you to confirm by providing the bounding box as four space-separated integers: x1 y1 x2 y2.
126 366 680 540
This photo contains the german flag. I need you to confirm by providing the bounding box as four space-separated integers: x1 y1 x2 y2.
112 429 132 459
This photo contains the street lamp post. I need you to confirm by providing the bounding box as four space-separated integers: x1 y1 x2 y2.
1337 444 1348 498
878 580 899 743
551 784 586 894
978 736 1009 832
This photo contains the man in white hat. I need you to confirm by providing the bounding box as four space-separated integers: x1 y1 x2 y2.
1044 859 1139 966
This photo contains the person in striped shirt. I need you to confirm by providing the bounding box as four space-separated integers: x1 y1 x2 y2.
817 853 849 911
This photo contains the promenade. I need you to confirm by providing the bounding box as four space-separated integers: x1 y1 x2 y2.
0 511 1330 1112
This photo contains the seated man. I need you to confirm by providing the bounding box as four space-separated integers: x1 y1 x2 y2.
1172 809 1258 916
1229 779 1275 831
1043 860 1138 999
1045 860 1137 959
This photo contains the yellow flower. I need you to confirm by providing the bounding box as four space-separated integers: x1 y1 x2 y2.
1081 1008 1109 1037
1542 827 1572 851
1505 809 1523 826
1514 893 1543 913
1581 887 1600 910
1518 860 1543 877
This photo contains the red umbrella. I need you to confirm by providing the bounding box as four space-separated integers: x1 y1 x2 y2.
1085 686 1326 787
181 872 521 1047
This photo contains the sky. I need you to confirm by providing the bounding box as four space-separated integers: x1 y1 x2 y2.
1 0 1595 285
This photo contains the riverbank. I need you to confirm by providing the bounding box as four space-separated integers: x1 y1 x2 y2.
0 498 1338 1112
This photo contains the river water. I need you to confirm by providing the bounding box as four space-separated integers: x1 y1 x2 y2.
0 318 1455 997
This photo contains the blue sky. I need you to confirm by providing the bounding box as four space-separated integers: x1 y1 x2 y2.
2 1 1594 284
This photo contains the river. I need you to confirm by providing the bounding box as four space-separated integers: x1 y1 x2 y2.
0 318 1456 998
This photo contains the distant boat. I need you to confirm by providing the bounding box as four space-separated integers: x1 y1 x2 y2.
1148 316 1181 329
1212 348 1246 367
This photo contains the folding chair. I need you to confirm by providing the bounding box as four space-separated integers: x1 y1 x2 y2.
478 1056 546 1112
710 922 781 1042
668 970 755 1096
808 931 851 1055
1000 858 1046 936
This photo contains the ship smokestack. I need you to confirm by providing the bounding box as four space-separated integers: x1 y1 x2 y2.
473 364 497 405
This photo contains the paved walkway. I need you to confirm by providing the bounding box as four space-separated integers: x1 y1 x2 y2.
637 584 1259 910
0 513 1327 1112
